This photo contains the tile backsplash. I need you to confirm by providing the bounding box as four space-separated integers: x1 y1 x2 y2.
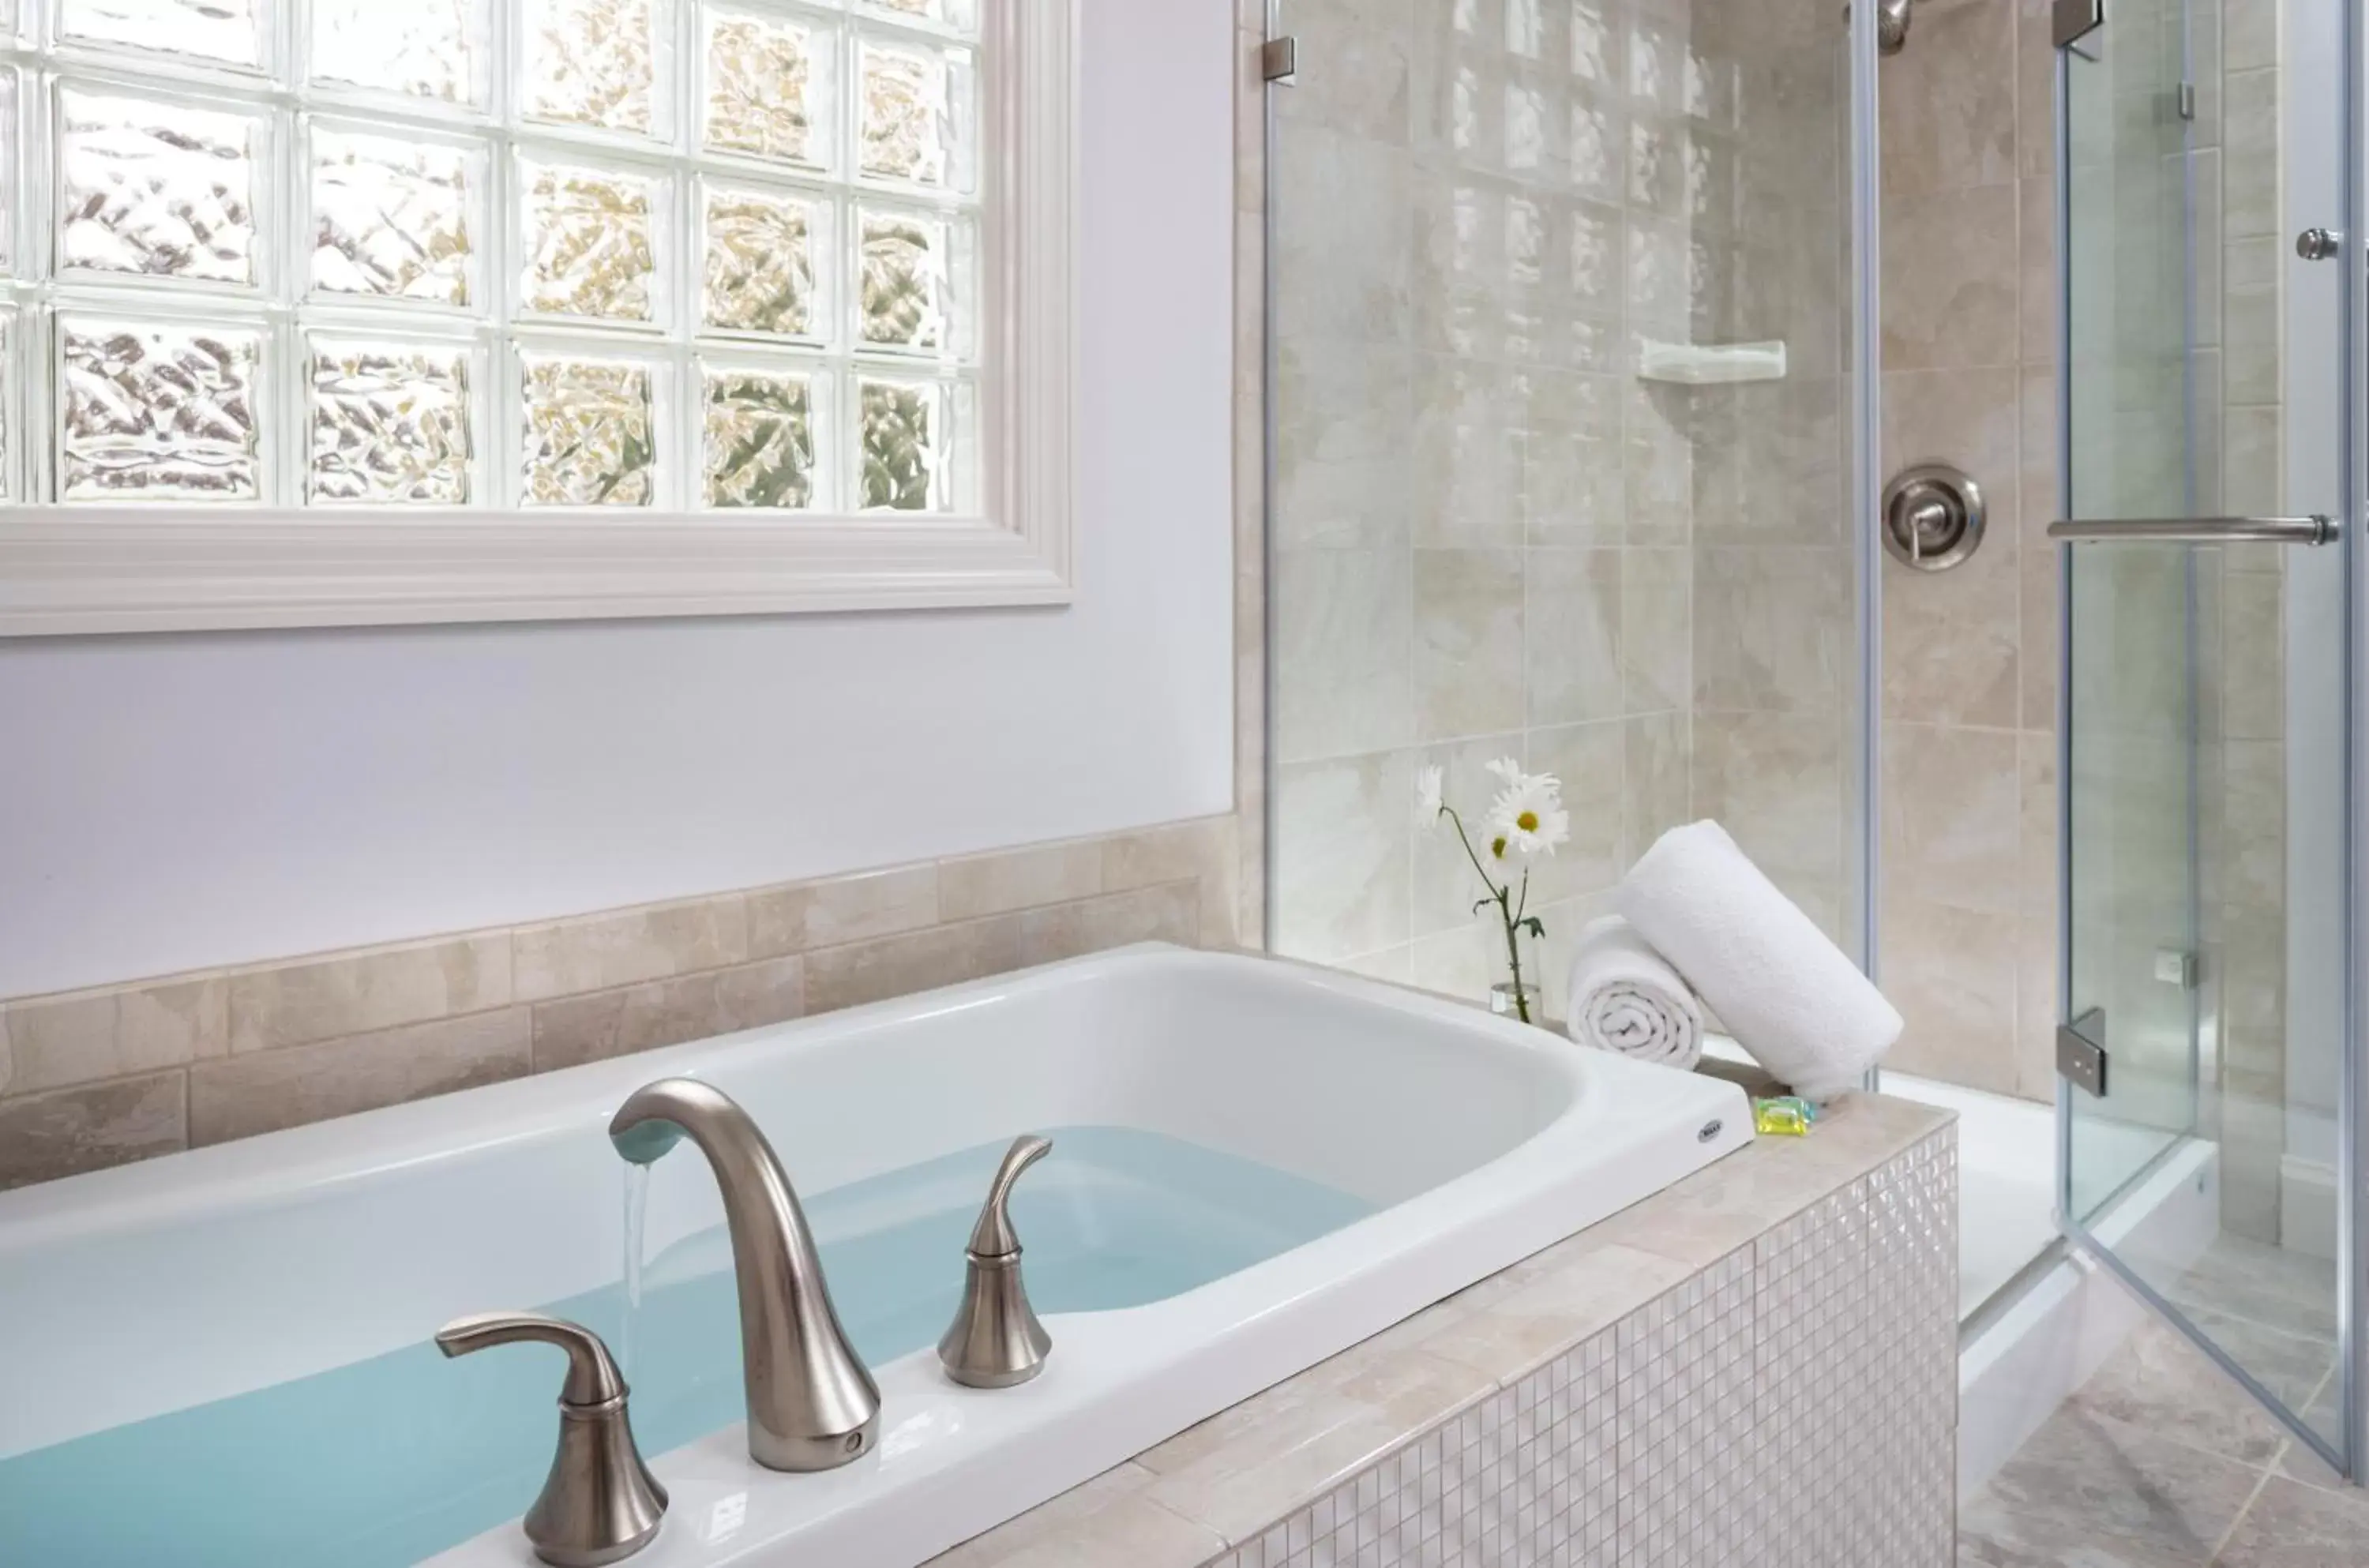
0 817 1242 1191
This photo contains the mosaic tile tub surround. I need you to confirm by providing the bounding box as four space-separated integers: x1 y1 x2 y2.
934 1097 1958 1568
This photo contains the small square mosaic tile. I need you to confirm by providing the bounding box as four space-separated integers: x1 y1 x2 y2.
1200 1132 1958 1568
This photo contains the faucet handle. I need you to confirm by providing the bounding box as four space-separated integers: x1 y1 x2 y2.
437 1311 629 1406
437 1311 667 1567
966 1134 1053 1258
940 1135 1056 1389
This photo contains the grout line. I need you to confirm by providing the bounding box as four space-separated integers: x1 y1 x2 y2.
2206 1454 2281 1565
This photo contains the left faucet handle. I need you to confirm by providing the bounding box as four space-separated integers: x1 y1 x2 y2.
436 1311 667 1568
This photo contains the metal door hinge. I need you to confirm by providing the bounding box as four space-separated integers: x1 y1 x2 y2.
2058 1007 2108 1097
1261 36 1298 84
2054 0 2104 52
2176 81 2195 120
2153 947 2198 989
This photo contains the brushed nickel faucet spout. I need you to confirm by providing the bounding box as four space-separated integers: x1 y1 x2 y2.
608 1078 880 1472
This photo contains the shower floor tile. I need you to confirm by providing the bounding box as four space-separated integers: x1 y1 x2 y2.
1961 1265 2366 1566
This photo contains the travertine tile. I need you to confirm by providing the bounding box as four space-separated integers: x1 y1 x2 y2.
1272 125 1411 346
2068 1316 2300 1470
190 1008 531 1146
1617 546 1690 717
1273 336 1415 550
927 1463 1222 1568
1882 183 2019 371
512 898 749 1003
1270 0 1411 146
1414 1238 1694 1382
1961 1409 2259 1564
1879 896 2022 1095
1272 547 1415 763
1691 546 1849 715
2221 569 2285 743
1137 1338 1488 1545
1883 722 2022 914
2018 174 2056 365
1016 883 1200 968
1102 818 1233 897
746 865 940 958
1689 710 1846 883
2 975 227 1093
1413 549 1524 738
939 841 1106 921
1524 548 1624 726
2223 739 2285 910
1879 0 2015 197
1409 358 1522 548
803 914 1030 1017
2222 68 2279 239
1622 710 1690 863
530 958 805 1074
0 1071 186 1189
1402 921 1492 1001
227 935 512 1054
2217 1476 2369 1566
1271 751 1414 962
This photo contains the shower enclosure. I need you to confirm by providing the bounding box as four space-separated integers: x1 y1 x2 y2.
1260 0 2369 1487
1259 0 1878 1007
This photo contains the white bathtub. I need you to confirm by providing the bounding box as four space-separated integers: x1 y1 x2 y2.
0 944 1751 1566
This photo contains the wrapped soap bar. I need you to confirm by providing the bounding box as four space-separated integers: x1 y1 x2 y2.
1753 1096 1817 1136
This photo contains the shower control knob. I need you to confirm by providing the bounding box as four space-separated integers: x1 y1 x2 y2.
2297 227 2341 261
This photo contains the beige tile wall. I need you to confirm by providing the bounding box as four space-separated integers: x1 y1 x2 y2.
0 17 1276 1194
1872 0 2063 1102
0 818 1245 1191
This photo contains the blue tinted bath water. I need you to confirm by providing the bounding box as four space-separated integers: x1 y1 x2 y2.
0 1127 1372 1568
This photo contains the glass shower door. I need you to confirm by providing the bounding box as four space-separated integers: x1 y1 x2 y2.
2055 0 2354 1475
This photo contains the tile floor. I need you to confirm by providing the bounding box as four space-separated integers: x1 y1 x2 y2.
1961 1236 2367 1565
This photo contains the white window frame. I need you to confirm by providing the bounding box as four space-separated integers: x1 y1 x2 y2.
0 2 1076 636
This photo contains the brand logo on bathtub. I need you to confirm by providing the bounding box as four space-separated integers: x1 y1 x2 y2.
1698 1120 1724 1143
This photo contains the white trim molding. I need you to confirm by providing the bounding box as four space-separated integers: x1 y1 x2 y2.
0 3 1077 636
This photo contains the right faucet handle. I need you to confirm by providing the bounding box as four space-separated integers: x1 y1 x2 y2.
938 1135 1055 1388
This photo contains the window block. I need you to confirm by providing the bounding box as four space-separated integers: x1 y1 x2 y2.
0 0 1071 632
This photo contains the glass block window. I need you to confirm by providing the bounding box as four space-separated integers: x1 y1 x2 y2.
0 0 983 512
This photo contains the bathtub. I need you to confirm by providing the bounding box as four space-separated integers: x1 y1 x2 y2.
0 944 1751 1567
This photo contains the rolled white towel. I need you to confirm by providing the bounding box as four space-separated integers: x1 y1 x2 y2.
1615 820 1903 1101
1564 916 1704 1071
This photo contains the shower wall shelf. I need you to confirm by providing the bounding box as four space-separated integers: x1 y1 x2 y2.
1635 339 1789 386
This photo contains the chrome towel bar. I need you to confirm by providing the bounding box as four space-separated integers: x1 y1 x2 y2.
2046 515 2337 546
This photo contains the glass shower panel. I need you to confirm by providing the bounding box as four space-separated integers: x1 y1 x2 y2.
1264 0 1874 1007
2057 0 2351 1469
2061 0 2205 1225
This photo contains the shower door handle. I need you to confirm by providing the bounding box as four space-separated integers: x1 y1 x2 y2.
2045 515 2338 546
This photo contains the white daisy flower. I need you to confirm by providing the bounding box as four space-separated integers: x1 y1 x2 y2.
1415 764 1445 824
1485 760 1570 858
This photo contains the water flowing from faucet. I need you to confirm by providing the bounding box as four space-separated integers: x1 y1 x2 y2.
620 1163 651 1381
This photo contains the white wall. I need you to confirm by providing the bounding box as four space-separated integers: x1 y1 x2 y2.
0 0 1238 998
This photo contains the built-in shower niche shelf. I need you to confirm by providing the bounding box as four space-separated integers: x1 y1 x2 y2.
1635 339 1789 385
